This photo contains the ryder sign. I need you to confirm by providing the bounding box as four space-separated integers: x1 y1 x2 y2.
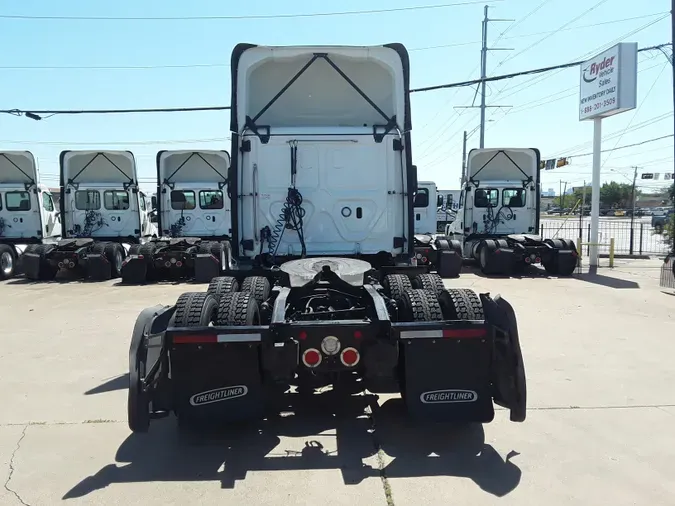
579 43 637 121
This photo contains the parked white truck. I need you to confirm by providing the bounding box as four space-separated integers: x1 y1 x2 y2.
21 150 156 281
0 151 62 279
127 44 527 435
120 149 233 284
445 147 578 276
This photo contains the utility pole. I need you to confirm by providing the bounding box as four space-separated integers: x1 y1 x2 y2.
671 0 675 254
629 166 638 255
479 5 513 148
456 6 512 147
461 130 468 185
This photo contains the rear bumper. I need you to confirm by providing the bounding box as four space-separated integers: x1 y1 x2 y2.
146 317 503 424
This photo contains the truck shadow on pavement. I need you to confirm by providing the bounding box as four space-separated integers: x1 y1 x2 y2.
63 390 521 499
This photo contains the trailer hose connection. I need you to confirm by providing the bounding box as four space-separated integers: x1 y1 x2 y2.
268 187 306 258
74 210 106 237
482 204 514 234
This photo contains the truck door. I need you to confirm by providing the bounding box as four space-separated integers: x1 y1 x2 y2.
413 185 434 234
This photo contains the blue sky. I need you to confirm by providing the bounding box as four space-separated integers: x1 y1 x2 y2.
0 0 673 196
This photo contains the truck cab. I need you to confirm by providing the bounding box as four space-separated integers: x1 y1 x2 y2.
0 151 62 278
447 148 577 276
0 151 61 245
156 150 231 240
60 150 154 242
229 44 415 268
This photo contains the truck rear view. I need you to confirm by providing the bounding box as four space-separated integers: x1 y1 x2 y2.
230 44 415 266
125 44 527 435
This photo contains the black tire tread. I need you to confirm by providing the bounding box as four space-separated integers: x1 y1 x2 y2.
402 288 443 322
128 244 142 256
173 292 217 327
207 276 239 301
439 288 484 320
382 274 412 300
240 276 271 304
216 292 260 326
412 273 445 295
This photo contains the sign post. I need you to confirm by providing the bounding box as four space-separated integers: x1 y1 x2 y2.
579 42 638 270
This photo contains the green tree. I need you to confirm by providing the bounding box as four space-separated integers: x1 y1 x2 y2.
555 182 638 209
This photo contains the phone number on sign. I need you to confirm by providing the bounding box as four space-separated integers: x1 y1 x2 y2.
582 96 616 115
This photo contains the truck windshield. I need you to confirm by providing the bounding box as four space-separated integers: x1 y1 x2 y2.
503 188 526 207
75 190 101 210
474 189 499 208
199 190 223 210
5 191 31 211
104 190 130 210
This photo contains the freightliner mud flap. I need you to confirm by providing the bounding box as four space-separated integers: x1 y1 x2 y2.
21 252 42 280
396 322 496 423
170 328 266 424
480 293 527 422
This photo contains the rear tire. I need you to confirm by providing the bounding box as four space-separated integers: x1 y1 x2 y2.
240 276 271 305
104 242 124 278
215 292 261 326
173 292 218 327
0 245 17 280
207 276 239 302
398 289 443 322
382 274 412 300
438 288 484 320
411 273 445 296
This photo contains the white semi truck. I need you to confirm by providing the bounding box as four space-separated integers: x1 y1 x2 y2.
445 147 578 276
21 150 156 281
0 151 62 279
127 44 527 434
120 150 233 283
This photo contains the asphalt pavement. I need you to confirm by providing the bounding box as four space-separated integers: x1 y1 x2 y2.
1 260 674 505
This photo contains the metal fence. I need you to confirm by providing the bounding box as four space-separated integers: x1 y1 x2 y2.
540 219 672 256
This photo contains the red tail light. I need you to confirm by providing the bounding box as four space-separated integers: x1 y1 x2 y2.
302 348 322 368
340 347 360 367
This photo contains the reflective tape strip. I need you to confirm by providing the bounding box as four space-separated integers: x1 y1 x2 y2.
217 333 262 343
399 330 443 339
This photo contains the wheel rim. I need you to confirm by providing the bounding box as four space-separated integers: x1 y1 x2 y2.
115 250 123 272
1 251 13 275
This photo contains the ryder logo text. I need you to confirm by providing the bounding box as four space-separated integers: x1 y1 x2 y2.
582 55 616 84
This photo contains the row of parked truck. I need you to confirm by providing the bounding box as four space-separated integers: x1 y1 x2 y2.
0 144 579 284
0 149 234 283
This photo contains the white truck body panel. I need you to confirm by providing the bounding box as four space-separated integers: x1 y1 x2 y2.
156 150 231 238
232 44 411 259
0 151 61 241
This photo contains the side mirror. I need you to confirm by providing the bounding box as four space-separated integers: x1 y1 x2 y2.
149 210 158 223
151 196 157 210
436 195 444 207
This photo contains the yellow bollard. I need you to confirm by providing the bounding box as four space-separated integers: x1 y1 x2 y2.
609 238 615 268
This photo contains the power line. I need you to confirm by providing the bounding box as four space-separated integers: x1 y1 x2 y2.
0 2 502 21
2 43 670 120
556 135 674 158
